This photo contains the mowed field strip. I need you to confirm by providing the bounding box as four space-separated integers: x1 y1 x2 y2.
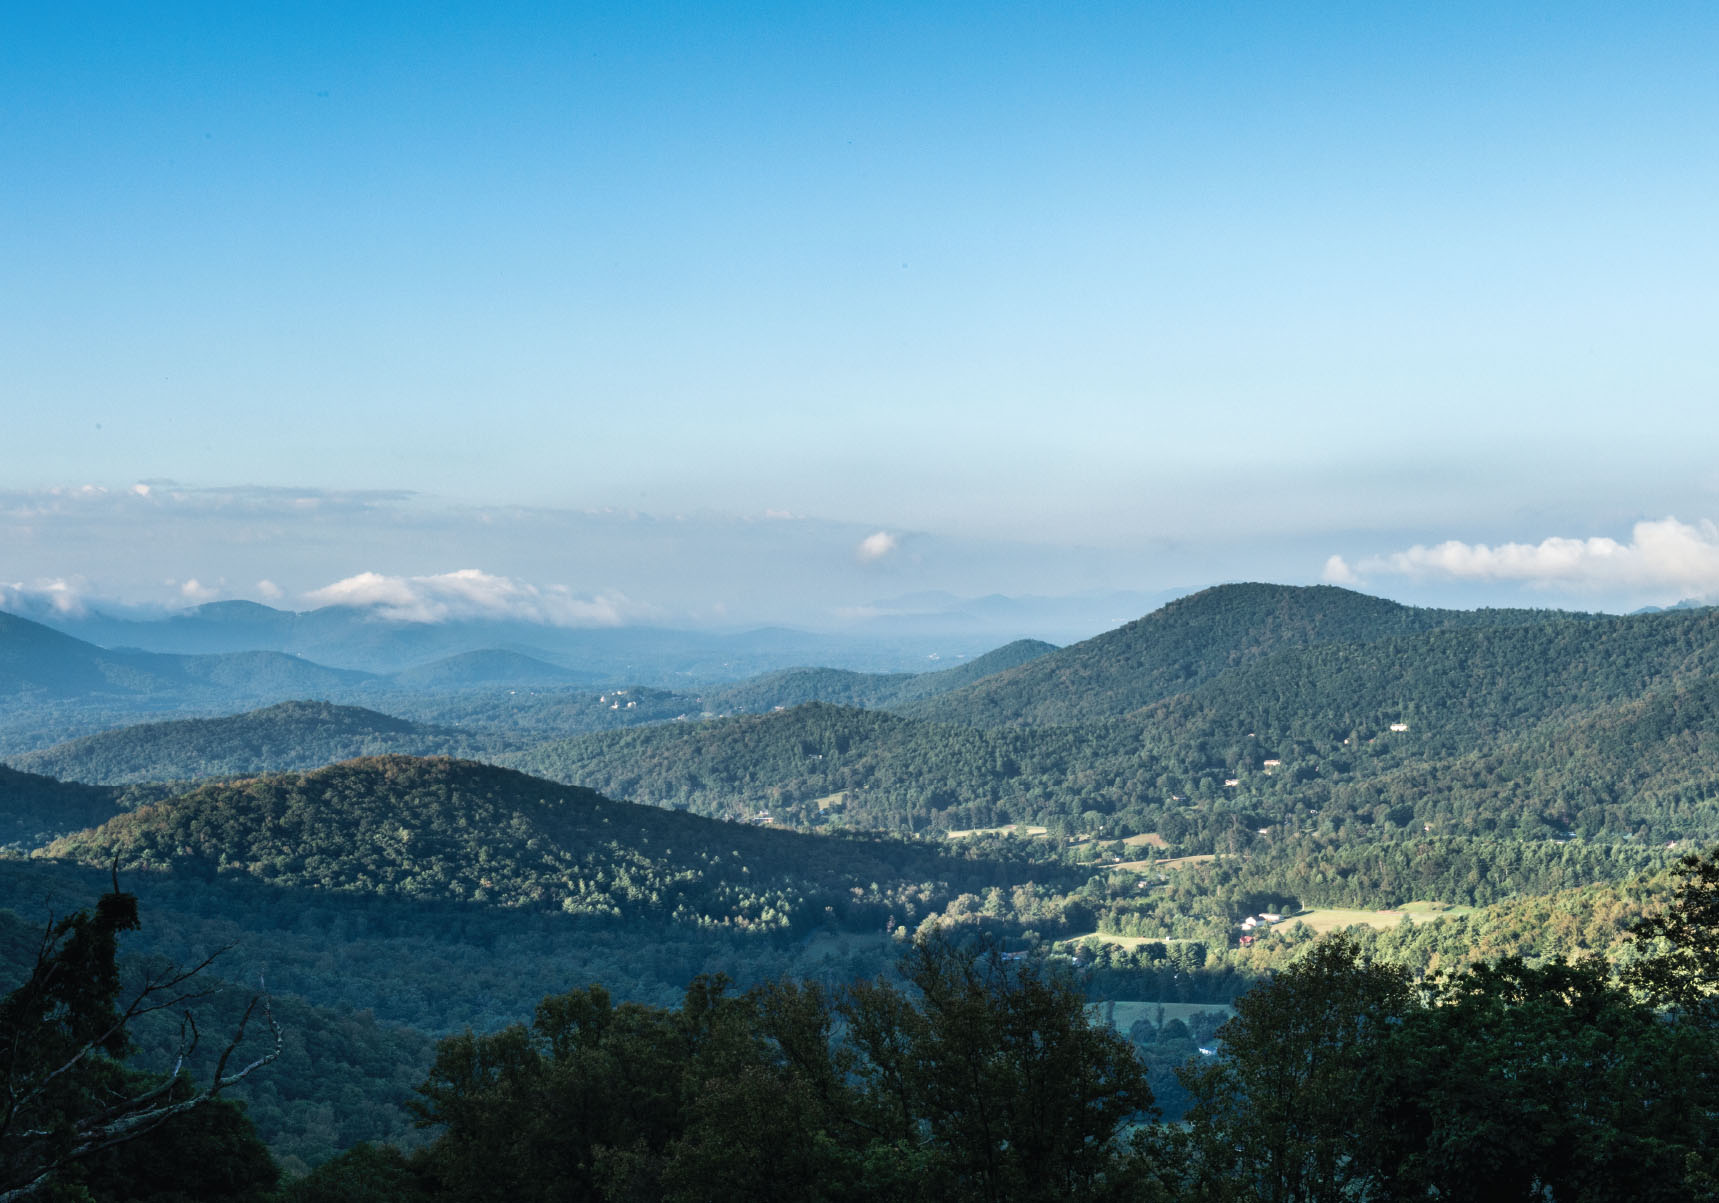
1064 931 1201 950
1271 901 1475 934
1109 853 1218 872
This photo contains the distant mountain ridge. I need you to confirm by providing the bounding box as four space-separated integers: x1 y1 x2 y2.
7 700 481 785
705 638 1058 713
0 610 370 704
25 602 1004 678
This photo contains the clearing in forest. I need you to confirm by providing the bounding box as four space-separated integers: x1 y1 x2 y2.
1064 931 1198 951
945 823 1050 839
1110 853 1218 872
1271 901 1474 934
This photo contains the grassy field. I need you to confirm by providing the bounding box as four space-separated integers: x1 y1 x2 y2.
1064 931 1197 950
1270 901 1474 934
1110 853 1218 873
1121 833 1169 848
946 823 1050 839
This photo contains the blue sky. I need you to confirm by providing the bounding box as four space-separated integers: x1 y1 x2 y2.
5 3 1719 627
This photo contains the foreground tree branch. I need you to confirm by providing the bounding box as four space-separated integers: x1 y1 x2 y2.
0 882 282 1201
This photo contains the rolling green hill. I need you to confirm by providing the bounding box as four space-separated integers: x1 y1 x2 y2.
40 755 1070 934
7 700 486 785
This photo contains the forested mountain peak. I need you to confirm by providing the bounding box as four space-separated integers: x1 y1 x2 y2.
902 583 1591 728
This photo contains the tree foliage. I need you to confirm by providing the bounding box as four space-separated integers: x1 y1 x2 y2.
0 884 279 1201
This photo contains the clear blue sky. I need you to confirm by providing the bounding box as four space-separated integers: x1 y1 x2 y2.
4 2 1718 623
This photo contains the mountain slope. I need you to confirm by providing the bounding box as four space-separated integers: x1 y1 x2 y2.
706 638 1059 714
8 700 480 785
383 650 600 690
902 584 1584 728
506 701 1141 831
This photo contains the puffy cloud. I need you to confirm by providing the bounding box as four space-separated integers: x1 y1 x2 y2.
254 579 284 600
1322 554 1360 585
1342 517 1719 596
856 531 899 562
301 569 640 626
178 579 221 603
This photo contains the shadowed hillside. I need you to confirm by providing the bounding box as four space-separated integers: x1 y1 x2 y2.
0 763 122 846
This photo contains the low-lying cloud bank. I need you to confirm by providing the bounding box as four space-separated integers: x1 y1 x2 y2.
1326 517 1719 598
301 570 646 627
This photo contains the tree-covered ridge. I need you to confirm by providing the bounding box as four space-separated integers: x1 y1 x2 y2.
6 701 490 786
900 583 1588 729
503 701 1177 833
1134 603 1719 758
381 650 598 690
39 756 1075 936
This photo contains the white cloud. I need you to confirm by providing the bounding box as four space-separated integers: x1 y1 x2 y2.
856 531 899 562
255 579 284 600
179 579 220 603
301 568 640 626
1344 517 1719 595
1322 554 1360 585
